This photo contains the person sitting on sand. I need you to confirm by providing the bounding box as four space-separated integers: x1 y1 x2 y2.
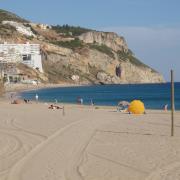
10 93 14 104
12 99 22 104
24 99 30 103
48 104 62 110
48 104 55 109
77 97 83 105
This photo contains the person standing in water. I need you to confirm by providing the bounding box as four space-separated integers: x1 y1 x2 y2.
80 98 83 105
90 99 94 106
35 94 39 103
163 104 168 111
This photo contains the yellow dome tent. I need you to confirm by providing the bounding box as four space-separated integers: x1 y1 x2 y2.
128 100 145 114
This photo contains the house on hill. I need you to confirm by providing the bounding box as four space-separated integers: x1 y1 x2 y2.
0 42 43 72
0 42 43 83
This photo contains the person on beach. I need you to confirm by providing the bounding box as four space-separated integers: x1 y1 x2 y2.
77 97 83 105
77 97 80 104
90 99 94 106
80 98 83 105
163 104 168 111
10 93 14 104
35 94 39 103
24 99 30 103
48 104 62 110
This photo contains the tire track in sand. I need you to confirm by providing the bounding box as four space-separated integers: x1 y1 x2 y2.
7 119 103 180
145 162 180 180
0 117 47 180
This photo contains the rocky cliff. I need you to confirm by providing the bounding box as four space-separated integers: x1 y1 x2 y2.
43 43 164 84
79 31 128 52
0 9 165 84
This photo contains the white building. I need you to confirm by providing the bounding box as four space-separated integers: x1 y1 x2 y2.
38 23 52 30
2 21 36 37
0 42 43 72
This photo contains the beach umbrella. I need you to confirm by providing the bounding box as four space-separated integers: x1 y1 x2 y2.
128 100 145 114
118 101 130 107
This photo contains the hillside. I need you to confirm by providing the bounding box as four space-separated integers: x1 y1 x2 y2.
0 9 27 23
0 9 165 84
0 81 4 95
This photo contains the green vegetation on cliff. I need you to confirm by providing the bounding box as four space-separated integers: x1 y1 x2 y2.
117 50 157 72
51 38 84 50
90 44 114 59
118 50 147 67
52 24 91 36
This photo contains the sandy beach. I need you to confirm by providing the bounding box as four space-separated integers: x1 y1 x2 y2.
0 100 180 180
4 83 82 93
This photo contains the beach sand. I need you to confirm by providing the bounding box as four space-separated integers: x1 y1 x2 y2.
0 101 180 180
4 83 83 93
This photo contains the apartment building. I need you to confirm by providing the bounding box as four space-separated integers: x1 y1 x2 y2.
0 42 43 72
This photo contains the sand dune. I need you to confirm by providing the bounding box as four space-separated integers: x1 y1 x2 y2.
0 102 180 180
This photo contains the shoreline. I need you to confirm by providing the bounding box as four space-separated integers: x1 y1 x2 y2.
2 97 180 113
4 81 177 94
3 83 84 100
4 82 83 93
2 82 180 111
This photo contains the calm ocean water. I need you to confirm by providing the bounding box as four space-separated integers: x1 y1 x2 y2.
20 82 180 110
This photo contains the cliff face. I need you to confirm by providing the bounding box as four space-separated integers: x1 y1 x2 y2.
0 9 165 84
42 31 164 84
79 31 128 52
43 45 164 84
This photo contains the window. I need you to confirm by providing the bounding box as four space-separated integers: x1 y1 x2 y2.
22 54 31 61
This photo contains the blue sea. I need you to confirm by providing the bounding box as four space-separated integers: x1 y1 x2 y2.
20 83 180 110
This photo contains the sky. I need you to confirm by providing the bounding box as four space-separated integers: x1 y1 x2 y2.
0 0 180 81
